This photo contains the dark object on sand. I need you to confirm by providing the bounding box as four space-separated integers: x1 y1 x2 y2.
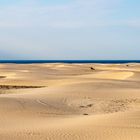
0 76 6 79
80 106 85 108
83 113 88 115
87 104 93 107
126 65 129 67
0 85 45 90
90 67 95 70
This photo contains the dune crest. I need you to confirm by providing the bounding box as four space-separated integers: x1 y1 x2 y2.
78 71 134 80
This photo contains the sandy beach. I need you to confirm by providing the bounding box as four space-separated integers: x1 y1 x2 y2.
0 63 140 140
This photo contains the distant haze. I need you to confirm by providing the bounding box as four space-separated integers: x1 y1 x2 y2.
0 0 140 60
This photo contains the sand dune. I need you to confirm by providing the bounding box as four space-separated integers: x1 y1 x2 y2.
0 63 140 140
79 71 134 80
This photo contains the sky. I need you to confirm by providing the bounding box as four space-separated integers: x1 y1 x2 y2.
0 0 140 60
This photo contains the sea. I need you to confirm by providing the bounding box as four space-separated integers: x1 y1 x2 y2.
0 60 140 64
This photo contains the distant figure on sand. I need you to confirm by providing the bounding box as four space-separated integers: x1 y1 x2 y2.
90 67 95 70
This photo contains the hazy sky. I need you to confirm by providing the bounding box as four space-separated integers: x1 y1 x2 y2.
0 0 140 60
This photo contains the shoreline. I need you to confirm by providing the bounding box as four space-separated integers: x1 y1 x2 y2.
0 60 140 64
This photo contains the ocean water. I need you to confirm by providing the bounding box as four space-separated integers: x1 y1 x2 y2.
0 60 140 64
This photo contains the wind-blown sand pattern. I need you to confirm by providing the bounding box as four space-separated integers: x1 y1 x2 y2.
0 63 140 140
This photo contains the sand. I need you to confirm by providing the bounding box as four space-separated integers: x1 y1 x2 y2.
0 63 140 140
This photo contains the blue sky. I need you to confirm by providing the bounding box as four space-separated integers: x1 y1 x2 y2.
0 0 140 60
